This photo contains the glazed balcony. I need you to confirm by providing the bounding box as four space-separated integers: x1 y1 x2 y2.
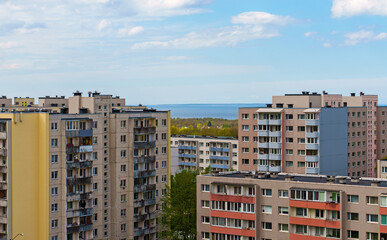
134 170 156 178
134 127 156 134
178 145 197 150
66 161 92 169
209 147 229 152
134 156 156 164
65 129 93 138
66 176 92 185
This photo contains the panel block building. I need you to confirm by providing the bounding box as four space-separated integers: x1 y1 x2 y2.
0 91 170 240
197 171 387 240
171 136 238 172
238 91 387 177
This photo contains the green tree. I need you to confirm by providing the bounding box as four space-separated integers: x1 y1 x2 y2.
160 170 197 240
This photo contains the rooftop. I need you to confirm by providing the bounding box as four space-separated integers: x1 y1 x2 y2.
172 135 237 141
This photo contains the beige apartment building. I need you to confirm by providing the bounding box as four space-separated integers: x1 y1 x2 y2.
197 171 387 240
171 136 238 172
238 91 386 177
0 91 171 240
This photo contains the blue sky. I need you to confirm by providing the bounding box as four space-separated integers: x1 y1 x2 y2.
1 0 387 104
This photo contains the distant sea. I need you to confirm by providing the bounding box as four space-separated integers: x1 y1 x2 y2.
147 103 266 120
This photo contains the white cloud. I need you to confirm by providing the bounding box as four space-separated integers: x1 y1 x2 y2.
118 26 144 36
304 32 316 37
0 41 19 49
323 42 332 47
165 56 190 61
97 19 109 31
332 0 387 18
344 29 387 45
133 11 294 49
231 12 293 26
132 0 212 17
0 64 21 70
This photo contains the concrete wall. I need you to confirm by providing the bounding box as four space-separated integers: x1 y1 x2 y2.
319 108 348 176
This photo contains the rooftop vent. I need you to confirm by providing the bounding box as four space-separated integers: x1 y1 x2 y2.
360 92 365 96
73 91 82 96
351 93 356 97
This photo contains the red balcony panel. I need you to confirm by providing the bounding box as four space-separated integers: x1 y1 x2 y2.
380 207 387 215
211 210 255 221
289 217 340 228
289 200 340 211
211 226 255 237
381 225 387 233
211 194 255 204
289 234 327 240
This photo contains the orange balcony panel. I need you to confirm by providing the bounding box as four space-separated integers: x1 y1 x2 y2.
381 225 387 233
289 200 340 211
380 207 387 215
289 217 340 228
211 210 255 221
210 226 255 237
289 234 327 240
211 194 255 204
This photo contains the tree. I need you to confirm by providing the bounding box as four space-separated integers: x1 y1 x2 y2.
160 170 197 240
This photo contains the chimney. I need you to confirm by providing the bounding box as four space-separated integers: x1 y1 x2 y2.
351 93 355 97
88 91 92 97
360 92 364 96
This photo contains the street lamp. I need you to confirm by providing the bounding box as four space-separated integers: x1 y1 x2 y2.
10 233 24 240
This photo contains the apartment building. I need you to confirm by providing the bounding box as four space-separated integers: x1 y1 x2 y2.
171 136 238 172
0 91 171 240
238 91 386 177
197 171 387 240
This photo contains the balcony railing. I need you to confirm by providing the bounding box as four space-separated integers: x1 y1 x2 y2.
0 182 7 190
178 161 197 167
65 129 93 138
134 170 156 178
210 164 230 170
134 141 156 149
178 145 197 150
209 155 229 161
145 199 156 206
0 149 6 156
134 184 156 193
134 156 156 164
79 145 93 153
209 147 229 152
66 176 92 185
134 127 156 134
66 146 79 154
178 153 196 158
0 132 6 140
66 161 92 169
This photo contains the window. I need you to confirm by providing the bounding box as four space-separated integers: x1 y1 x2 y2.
120 135 126 143
366 214 378 223
202 232 210 239
298 126 305 132
242 114 249 119
201 200 210 208
201 216 210 224
51 203 58 212
295 225 307 234
242 136 249 142
279 224 288 232
120 179 126 188
202 185 210 192
347 195 359 203
296 208 307 217
297 162 305 167
279 190 288 198
162 147 167 154
162 133 167 140
242 159 249 164
51 155 58 163
51 219 58 228
298 150 305 156
278 207 288 215
162 119 167 126
52 236 58 240
326 228 340 238
120 194 126 202
262 222 272 230
315 209 324 218
285 114 293 120
120 120 126 128
298 114 305 120
162 175 167 182
286 149 293 155
51 171 58 179
51 122 58 130
286 161 293 167
262 189 272 196
121 209 126 217
286 126 293 132
347 212 359 221
347 230 359 239
51 187 58 195
366 232 378 240
121 224 126 232
51 138 58 147
242 125 249 131
366 196 378 205
381 196 387 207
121 150 126 158
262 205 272 214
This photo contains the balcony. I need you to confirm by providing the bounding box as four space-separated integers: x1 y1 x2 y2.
0 182 7 190
209 155 229 161
67 225 80 233
178 162 197 167
134 214 147 222
79 223 93 232
268 119 281 125
268 142 282 149
65 129 93 138
258 154 269 159
134 156 156 164
306 167 319 174
66 146 79 154
305 144 319 150
0 168 6 174
258 130 269 137
0 217 6 224
134 228 144 237
305 155 319 162
134 127 156 134
268 165 281 172
0 199 6 207
134 141 156 149
0 149 6 156
134 200 144 208
145 199 156 206
144 227 157 235
305 119 319 126
134 170 156 178
269 131 281 137
258 165 269 171
79 145 93 153
306 132 319 138
268 154 281 161
258 142 269 148
178 145 197 150
209 147 229 152
0 132 6 140
66 176 92 185
258 119 269 125
134 184 156 193
178 153 196 158
210 164 230 170
66 161 92 169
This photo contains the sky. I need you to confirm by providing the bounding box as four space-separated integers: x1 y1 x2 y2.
1 0 387 104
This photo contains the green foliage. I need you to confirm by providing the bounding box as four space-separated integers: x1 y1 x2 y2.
171 118 238 138
159 170 197 240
